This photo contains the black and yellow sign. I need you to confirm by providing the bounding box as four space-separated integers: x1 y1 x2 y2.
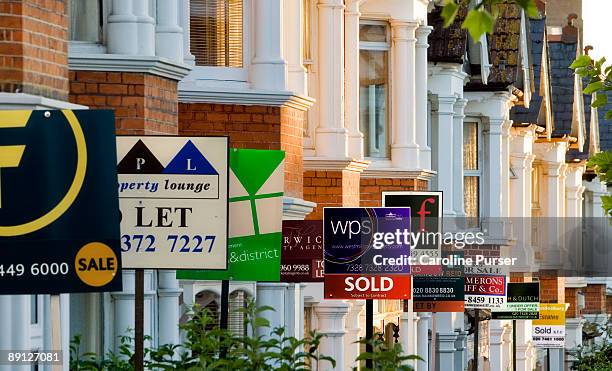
0 110 122 294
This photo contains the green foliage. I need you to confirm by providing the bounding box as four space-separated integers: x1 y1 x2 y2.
440 0 539 41
71 301 334 370
353 335 422 371
571 321 612 371
587 151 612 217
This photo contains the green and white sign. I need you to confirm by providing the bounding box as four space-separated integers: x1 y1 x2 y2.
177 148 284 281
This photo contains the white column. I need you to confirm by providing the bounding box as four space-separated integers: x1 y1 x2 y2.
134 0 156 56
112 270 135 353
0 296 13 371
434 96 456 216
256 283 288 337
156 0 184 62
415 26 433 170
416 312 431 370
501 120 512 219
489 323 505 371
390 20 419 168
549 348 563 371
501 324 512 370
484 118 504 218
515 320 533 371
344 300 364 370
251 0 288 91
453 311 467 371
179 0 196 65
107 0 139 54
285 0 307 95
453 98 467 216
315 0 348 158
345 0 363 160
565 318 583 364
435 312 456 369
60 294 70 371
158 270 180 348
314 301 349 371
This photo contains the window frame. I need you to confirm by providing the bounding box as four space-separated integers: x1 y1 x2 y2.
68 0 108 54
359 19 392 160
463 118 484 223
188 0 251 84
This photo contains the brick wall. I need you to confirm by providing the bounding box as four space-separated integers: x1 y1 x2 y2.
179 103 305 199
0 0 68 100
583 284 606 314
607 295 612 314
537 270 565 303
359 178 428 207
69 71 178 135
565 287 580 318
303 169 361 220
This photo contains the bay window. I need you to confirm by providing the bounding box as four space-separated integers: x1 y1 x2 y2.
69 0 103 43
359 21 390 159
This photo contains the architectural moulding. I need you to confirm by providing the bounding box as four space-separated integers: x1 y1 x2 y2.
69 54 192 81
283 197 317 220
179 89 315 111
360 168 436 182
303 157 370 173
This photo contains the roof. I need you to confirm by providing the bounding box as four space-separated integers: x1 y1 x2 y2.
466 3 523 90
510 17 546 124
583 90 612 152
427 4 468 64
549 41 577 136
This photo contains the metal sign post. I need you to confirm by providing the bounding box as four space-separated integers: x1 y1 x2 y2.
366 299 374 369
50 295 61 371
474 309 479 371
134 269 144 371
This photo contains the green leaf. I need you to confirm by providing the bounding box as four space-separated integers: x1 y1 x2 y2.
592 93 608 108
605 110 612 120
584 81 605 95
441 1 459 27
570 55 593 69
462 9 494 42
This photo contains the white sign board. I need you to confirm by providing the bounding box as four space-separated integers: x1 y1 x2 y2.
117 136 228 269
532 303 567 349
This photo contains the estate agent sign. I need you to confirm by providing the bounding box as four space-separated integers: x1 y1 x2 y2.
323 207 412 300
117 136 228 269
177 149 284 281
0 110 122 294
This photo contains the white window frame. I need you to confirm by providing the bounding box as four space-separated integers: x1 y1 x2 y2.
68 0 108 54
463 117 484 222
303 0 318 152
187 0 251 85
359 19 391 160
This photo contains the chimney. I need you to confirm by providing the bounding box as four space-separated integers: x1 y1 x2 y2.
561 13 578 43
535 0 546 16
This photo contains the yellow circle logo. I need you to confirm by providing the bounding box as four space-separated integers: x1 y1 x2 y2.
75 242 118 287
0 110 87 236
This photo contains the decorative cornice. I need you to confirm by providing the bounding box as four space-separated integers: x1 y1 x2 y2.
69 54 192 81
303 157 370 173
179 88 315 111
283 197 317 220
361 168 436 181
0 93 86 110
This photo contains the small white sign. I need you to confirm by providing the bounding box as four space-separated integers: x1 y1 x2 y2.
117 136 228 269
532 325 566 348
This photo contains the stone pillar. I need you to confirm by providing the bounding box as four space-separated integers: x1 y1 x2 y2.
134 0 156 55
107 0 139 54
433 96 456 216
112 270 135 354
549 348 563 371
489 322 506 371
501 120 512 219
565 318 584 365
156 0 184 62
345 0 363 160
484 118 505 218
315 0 348 158
415 26 433 169
435 312 456 369
286 0 307 95
251 0 287 90
158 270 181 348
390 20 419 168
452 98 467 216
179 0 196 65
416 312 431 370
515 316 534 371
256 283 288 337
315 301 349 371
344 300 365 369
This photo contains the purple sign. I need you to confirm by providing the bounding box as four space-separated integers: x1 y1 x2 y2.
323 207 411 275
281 220 324 282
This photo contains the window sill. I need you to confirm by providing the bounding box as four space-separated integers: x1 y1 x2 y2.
178 86 315 111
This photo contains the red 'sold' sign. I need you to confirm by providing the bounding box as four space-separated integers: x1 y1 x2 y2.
324 275 411 300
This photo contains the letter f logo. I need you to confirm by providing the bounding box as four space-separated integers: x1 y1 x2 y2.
0 111 31 208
